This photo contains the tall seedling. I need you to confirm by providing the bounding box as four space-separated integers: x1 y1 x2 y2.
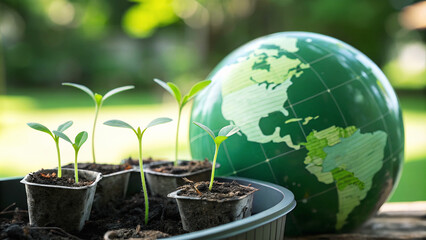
63 83 135 163
193 122 239 190
154 79 211 166
27 121 73 178
104 117 172 224
52 131 88 183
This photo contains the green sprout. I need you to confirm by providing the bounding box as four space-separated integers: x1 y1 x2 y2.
154 79 211 166
104 117 172 225
193 122 239 191
53 131 88 183
63 82 135 164
27 121 73 178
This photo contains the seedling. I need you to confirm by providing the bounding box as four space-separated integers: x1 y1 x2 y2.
193 122 239 191
27 121 73 178
53 131 88 183
104 117 172 224
63 82 135 163
154 78 211 166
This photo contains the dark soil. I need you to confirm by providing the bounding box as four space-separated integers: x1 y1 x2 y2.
150 160 211 175
62 163 132 175
27 170 93 187
121 157 157 167
178 180 258 200
0 193 186 240
105 228 170 239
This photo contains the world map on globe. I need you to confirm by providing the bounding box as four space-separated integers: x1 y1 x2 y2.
189 32 404 235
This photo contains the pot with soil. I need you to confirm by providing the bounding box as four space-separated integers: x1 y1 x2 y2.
168 179 257 232
20 168 102 233
144 159 217 197
63 162 134 209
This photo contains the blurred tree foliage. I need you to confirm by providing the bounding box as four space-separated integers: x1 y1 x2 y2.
0 0 424 92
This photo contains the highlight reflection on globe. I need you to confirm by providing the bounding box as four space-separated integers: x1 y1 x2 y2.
189 32 404 235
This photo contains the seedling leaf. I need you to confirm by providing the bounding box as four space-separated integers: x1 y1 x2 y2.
167 82 182 105
184 80 211 104
214 136 228 145
74 131 88 148
62 83 95 101
153 78 173 95
27 123 53 137
103 85 135 101
104 120 135 131
218 125 240 137
193 121 215 140
57 121 73 132
146 117 172 129
53 131 73 144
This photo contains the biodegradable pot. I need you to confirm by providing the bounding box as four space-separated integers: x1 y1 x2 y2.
93 168 133 209
168 183 257 232
20 169 102 232
144 161 217 198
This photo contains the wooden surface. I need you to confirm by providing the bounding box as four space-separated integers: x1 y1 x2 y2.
287 201 426 240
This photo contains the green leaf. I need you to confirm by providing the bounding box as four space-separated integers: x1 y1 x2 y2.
153 78 173 95
57 121 73 132
103 85 135 101
104 120 135 131
193 121 215 140
146 117 172 129
218 125 240 137
62 83 95 101
53 131 73 144
27 123 53 137
184 80 211 105
74 131 88 148
167 82 182 105
94 93 103 105
214 136 228 146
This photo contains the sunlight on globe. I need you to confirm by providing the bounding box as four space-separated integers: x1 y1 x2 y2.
189 32 404 235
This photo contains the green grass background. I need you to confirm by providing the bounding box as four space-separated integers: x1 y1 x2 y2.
0 89 424 202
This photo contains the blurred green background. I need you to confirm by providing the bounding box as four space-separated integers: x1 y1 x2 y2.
0 0 425 202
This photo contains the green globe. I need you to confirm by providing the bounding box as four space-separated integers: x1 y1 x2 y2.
189 32 404 235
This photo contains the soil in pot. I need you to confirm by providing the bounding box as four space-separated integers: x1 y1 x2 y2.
169 180 258 232
121 157 159 167
150 159 211 175
62 163 132 175
27 169 94 187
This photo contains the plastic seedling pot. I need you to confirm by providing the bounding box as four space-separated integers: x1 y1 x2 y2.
168 183 257 232
93 168 133 209
164 177 296 240
20 168 102 233
144 161 218 198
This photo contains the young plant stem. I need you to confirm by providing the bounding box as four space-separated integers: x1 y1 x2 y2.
138 137 149 225
74 152 79 183
208 144 219 191
174 108 182 166
55 140 62 178
92 104 101 163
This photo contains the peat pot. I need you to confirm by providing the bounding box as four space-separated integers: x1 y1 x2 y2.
20 169 102 232
144 161 217 198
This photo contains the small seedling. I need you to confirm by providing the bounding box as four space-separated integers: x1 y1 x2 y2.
193 122 239 191
104 117 172 224
53 131 88 183
154 78 211 166
63 82 135 163
27 121 73 178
